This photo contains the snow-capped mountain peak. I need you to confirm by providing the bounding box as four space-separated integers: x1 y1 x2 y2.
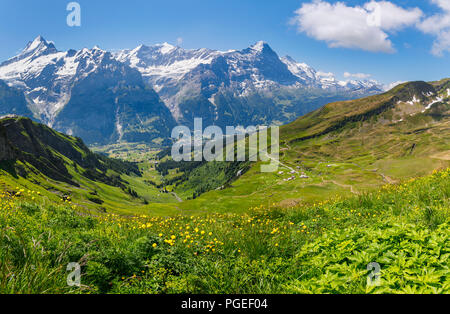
280 55 382 91
250 41 270 52
1 35 57 67
158 42 177 54
23 35 52 52
113 43 221 87
0 39 127 124
22 35 56 55
281 55 318 82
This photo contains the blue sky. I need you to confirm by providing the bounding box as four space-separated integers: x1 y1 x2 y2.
0 0 449 84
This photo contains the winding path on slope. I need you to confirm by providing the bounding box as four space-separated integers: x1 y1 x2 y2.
171 192 183 203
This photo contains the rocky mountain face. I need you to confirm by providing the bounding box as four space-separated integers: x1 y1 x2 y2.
51 48 176 144
0 79 33 118
0 37 176 145
0 36 384 144
115 41 383 128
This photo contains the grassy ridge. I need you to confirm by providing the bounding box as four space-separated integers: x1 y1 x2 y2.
1 168 448 294
0 116 183 216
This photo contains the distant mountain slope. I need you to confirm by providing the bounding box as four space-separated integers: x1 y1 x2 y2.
0 37 383 144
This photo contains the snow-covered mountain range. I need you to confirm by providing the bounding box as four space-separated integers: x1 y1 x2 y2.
0 36 383 144
114 40 382 121
115 41 381 93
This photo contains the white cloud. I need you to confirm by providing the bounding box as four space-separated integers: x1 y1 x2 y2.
316 71 335 78
384 80 405 91
344 72 372 79
431 0 450 12
176 37 183 46
365 1 423 31
430 30 450 56
417 0 450 56
291 0 422 53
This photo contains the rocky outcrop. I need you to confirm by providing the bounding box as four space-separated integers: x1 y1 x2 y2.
0 132 15 161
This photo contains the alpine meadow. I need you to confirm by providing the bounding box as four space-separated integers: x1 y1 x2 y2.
0 0 449 299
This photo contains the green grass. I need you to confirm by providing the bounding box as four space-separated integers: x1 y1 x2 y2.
0 168 448 294
1 81 449 294
91 143 161 162
0 159 181 217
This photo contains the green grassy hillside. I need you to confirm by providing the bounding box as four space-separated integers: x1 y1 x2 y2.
0 116 180 216
159 80 449 213
1 168 448 293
